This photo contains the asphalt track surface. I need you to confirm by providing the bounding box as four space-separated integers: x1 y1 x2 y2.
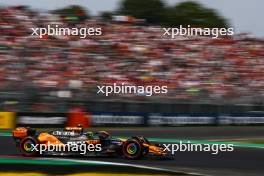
1 126 264 176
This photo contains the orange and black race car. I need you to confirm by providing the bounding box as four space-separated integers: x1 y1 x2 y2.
13 127 172 160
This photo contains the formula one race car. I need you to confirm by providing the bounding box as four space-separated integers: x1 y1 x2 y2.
13 127 171 160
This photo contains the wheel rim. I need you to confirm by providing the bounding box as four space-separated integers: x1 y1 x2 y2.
23 140 35 152
127 143 138 155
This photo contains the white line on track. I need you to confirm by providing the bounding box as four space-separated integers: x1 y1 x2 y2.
39 157 209 176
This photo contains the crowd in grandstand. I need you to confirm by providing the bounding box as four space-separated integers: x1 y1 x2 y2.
0 6 263 103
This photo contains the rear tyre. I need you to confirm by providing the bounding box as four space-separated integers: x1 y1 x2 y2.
20 137 39 157
122 139 143 159
132 136 149 156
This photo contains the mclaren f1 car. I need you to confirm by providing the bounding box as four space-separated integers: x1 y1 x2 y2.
13 127 172 159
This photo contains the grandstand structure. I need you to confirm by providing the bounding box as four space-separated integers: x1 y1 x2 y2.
0 6 263 112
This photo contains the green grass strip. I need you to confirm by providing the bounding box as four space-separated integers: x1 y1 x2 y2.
0 158 102 165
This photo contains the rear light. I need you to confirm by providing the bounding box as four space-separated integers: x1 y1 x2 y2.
13 127 28 138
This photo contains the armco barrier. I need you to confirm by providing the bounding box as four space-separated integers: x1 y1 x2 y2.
148 112 264 126
16 112 67 128
90 112 147 126
13 111 264 128
148 113 217 126
218 112 264 125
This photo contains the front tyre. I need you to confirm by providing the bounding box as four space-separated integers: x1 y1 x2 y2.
122 139 143 159
20 137 39 157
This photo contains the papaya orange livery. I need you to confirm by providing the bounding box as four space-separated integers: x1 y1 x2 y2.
13 127 173 160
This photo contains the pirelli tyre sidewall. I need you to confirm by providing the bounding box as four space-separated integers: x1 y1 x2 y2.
20 136 39 157
122 139 143 159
